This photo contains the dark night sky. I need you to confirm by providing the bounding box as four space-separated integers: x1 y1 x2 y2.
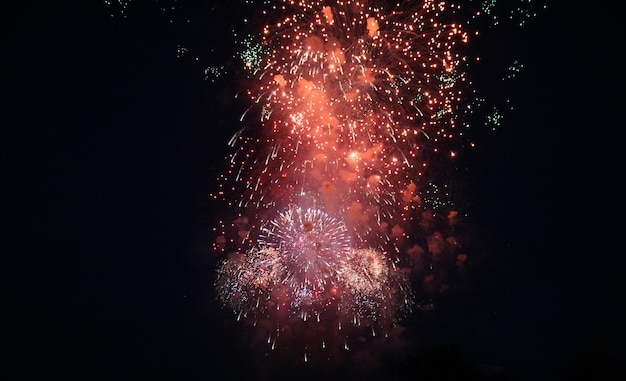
4 1 625 380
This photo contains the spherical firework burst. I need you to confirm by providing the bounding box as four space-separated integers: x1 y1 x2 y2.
260 205 351 293
218 206 351 320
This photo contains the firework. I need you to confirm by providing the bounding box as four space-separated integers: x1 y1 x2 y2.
217 207 413 321
218 0 471 249
216 246 283 320
338 248 413 324
101 0 548 364
216 208 413 354
212 0 474 356
259 206 351 307
217 207 352 322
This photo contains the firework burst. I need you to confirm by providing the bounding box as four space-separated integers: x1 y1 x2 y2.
259 206 352 301
216 207 413 356
100 0 548 365
212 0 475 357
218 0 471 248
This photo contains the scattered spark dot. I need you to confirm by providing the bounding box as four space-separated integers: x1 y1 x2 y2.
504 59 524 80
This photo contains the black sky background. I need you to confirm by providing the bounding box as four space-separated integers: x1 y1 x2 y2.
4 1 625 380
